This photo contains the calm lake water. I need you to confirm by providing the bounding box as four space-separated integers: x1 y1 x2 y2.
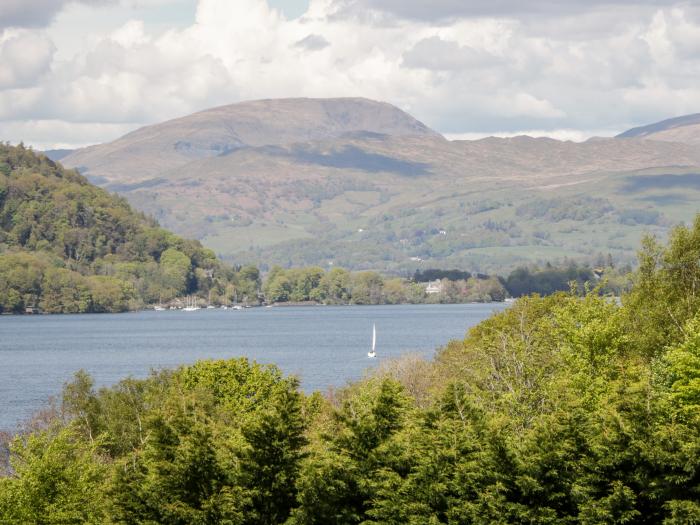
0 303 507 431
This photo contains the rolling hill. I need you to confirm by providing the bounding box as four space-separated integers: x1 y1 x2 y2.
64 97 441 181
616 113 700 144
61 100 700 273
0 143 257 314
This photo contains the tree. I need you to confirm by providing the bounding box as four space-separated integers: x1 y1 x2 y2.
159 248 192 296
241 385 308 524
265 272 292 303
39 267 91 313
625 217 700 356
350 272 384 305
87 275 132 312
291 379 410 524
318 267 351 304
109 400 249 525
0 427 107 524
62 370 101 443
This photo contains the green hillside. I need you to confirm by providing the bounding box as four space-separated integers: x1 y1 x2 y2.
0 144 257 314
235 164 700 273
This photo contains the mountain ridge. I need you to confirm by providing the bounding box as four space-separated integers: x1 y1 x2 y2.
61 100 700 273
617 113 700 145
64 97 442 181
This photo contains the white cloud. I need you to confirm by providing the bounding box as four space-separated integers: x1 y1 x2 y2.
509 93 566 119
0 30 55 89
0 119 137 149
293 34 330 51
110 19 150 47
402 36 498 71
445 129 619 142
2 0 700 148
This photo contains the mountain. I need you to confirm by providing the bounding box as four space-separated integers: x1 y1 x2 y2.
617 113 700 144
43 149 74 161
0 143 257 314
63 97 441 181
61 100 700 273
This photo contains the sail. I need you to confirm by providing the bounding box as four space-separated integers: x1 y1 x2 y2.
372 324 376 352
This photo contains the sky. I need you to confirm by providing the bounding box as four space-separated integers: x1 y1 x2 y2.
1 0 700 149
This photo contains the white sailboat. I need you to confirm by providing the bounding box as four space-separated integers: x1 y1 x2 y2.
368 323 377 358
183 295 199 311
154 294 166 310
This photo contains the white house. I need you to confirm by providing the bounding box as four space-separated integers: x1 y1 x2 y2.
425 280 443 294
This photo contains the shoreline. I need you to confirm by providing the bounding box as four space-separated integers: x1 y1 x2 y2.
0 299 513 316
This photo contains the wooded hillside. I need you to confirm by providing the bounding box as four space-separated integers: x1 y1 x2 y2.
0 143 258 313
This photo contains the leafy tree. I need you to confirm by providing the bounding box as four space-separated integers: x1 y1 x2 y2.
265 271 292 303
109 400 249 525
350 271 384 305
625 217 700 355
241 385 308 524
505 263 595 297
39 267 91 313
160 248 193 296
0 427 107 524
318 267 352 304
290 379 411 524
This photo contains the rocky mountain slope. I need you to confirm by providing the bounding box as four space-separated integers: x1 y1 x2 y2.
61 100 700 273
617 113 700 145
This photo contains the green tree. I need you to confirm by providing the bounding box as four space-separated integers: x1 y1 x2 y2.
290 379 410 524
318 267 351 304
0 427 107 524
87 275 133 312
241 385 308 524
265 272 292 303
625 217 700 355
350 271 384 305
39 267 91 313
159 248 192 296
109 399 250 524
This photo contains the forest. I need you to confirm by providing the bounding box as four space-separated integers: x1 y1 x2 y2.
260 262 627 306
0 144 259 313
1 213 700 523
262 266 507 304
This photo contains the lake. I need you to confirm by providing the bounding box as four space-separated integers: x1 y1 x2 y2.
0 303 507 431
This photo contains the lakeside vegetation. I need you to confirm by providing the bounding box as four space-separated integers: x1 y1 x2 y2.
0 144 259 313
262 266 507 304
2 214 700 523
261 262 628 306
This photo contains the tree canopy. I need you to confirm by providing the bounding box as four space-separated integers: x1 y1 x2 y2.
0 144 257 313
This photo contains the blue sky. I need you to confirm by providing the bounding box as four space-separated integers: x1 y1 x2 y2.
268 0 310 19
135 0 311 24
0 0 699 148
